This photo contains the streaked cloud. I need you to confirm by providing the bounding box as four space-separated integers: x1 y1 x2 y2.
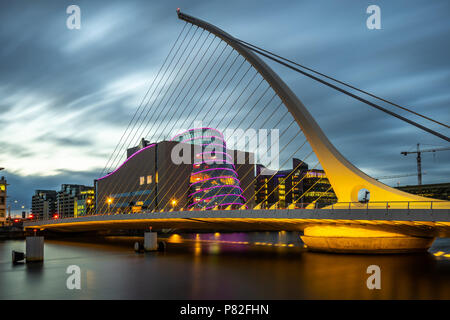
0 0 448 213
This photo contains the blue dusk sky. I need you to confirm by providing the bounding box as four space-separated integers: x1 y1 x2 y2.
0 0 449 213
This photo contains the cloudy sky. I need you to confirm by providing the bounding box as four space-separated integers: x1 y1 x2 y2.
1 0 449 214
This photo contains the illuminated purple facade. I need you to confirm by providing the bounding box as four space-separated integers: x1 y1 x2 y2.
171 128 246 209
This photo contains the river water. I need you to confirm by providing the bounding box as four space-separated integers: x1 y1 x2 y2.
1 232 449 299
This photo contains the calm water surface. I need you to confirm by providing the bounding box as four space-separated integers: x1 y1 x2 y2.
1 232 449 299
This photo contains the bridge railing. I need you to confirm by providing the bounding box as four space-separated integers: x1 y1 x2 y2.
27 200 448 222
248 200 447 211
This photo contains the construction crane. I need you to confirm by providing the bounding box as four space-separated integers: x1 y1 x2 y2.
401 144 450 185
375 172 425 181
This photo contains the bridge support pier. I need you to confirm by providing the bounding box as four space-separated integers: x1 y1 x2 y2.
301 225 435 254
144 232 158 251
26 236 44 262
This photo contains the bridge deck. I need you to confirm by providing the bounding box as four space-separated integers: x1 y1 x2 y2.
23 209 450 237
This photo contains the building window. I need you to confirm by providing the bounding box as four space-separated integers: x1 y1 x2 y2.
140 176 145 185
147 175 152 184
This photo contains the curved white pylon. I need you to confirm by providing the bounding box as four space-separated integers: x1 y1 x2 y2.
177 10 449 208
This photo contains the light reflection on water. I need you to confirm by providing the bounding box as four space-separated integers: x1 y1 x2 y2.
0 233 449 299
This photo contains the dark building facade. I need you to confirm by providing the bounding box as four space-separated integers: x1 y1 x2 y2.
255 158 337 208
57 184 94 218
96 131 255 214
31 190 57 220
0 176 7 225
301 169 337 206
126 138 151 158
396 183 450 201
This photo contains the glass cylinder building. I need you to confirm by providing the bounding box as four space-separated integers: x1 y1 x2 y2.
171 128 246 210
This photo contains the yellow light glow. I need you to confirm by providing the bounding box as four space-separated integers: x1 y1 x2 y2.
304 225 411 238
107 198 113 204
171 199 177 207
168 234 182 243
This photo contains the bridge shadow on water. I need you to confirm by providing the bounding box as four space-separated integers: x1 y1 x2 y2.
37 232 450 299
1 233 449 299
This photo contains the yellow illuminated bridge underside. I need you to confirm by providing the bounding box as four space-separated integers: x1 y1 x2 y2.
23 209 450 238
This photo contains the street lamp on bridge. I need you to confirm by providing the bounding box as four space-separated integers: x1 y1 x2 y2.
107 197 113 214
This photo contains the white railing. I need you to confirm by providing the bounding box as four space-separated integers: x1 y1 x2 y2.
26 200 449 222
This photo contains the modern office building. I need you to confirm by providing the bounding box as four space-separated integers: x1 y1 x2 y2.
255 158 337 208
255 158 307 208
96 129 255 214
31 190 57 220
396 182 450 201
301 169 337 207
74 188 95 217
171 128 248 209
57 184 94 218
0 176 7 226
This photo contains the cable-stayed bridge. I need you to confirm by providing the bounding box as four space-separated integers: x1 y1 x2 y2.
24 10 450 253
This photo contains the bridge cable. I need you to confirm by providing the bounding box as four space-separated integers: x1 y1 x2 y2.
159 78 295 211
158 76 271 209
152 61 277 210
99 22 189 177
145 38 227 143
142 31 215 143
174 111 303 211
102 29 221 214
211 114 302 210
98 26 206 213
214 125 307 209
114 27 204 164
139 59 254 206
137 55 251 210
258 159 321 209
237 39 450 130
161 104 286 211
126 43 238 210
102 24 197 178
124 42 242 211
153 67 263 209
235 41 450 143
239 129 310 209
